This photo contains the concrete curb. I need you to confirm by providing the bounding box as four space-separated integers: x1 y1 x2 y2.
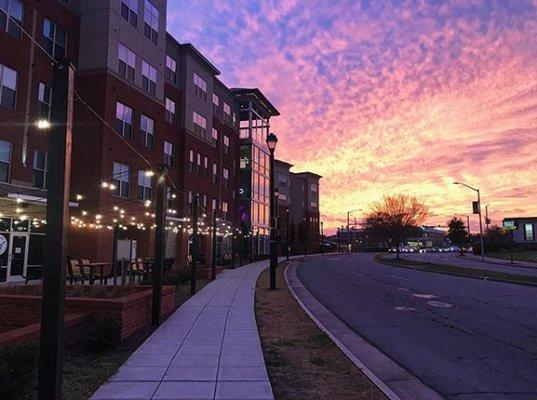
373 255 537 288
284 262 445 400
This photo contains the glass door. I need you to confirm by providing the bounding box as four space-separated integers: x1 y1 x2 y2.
8 234 27 281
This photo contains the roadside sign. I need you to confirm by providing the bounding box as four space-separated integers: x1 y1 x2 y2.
472 201 480 214
503 220 518 231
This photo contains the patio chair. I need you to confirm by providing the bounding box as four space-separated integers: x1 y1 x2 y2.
66 258 88 285
129 259 147 283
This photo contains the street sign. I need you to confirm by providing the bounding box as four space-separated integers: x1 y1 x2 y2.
472 201 480 214
503 220 518 231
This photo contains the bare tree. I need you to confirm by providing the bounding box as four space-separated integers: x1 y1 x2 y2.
363 194 430 259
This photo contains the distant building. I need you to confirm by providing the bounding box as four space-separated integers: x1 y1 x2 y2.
503 217 537 247
274 160 321 255
406 226 447 249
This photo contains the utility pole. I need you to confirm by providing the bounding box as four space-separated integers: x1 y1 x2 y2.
286 209 290 261
38 60 75 400
151 165 167 327
321 221 325 255
304 216 308 258
211 210 217 280
347 212 351 253
191 194 199 294
477 189 485 260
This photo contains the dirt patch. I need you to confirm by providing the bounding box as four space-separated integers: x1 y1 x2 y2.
255 264 387 400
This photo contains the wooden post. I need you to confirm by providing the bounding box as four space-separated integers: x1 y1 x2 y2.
152 165 167 326
211 210 217 280
38 60 75 400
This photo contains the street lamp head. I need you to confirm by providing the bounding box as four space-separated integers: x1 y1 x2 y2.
266 132 278 152
453 182 460 185
36 119 51 130
274 188 279 199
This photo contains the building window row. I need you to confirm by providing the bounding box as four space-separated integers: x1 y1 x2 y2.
192 111 207 138
525 223 535 242
141 60 157 95
121 0 138 28
118 43 136 82
143 0 159 44
0 62 17 109
0 0 23 39
43 18 67 60
165 97 176 124
193 73 207 101
0 139 12 183
165 55 177 83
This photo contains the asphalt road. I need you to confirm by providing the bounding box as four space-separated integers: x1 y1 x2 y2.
296 253 537 400
402 252 537 277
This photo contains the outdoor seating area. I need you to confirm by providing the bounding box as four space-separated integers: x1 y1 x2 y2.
65 258 175 286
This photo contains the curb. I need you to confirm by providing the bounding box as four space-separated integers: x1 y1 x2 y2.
284 263 444 400
372 255 537 288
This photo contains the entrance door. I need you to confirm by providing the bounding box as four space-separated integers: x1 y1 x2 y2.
8 235 27 281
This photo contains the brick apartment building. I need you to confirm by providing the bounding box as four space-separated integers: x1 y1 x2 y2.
274 159 322 255
0 0 278 282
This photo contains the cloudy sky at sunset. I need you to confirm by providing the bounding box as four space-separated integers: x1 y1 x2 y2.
168 0 537 233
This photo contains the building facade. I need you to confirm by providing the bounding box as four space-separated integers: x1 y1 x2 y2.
503 217 537 248
0 0 277 281
274 159 322 256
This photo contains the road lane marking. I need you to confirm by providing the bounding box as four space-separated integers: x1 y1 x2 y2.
389 275 413 282
394 306 415 311
412 293 438 299
427 300 453 308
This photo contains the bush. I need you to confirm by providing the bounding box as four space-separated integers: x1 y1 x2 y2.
0 342 38 399
86 318 121 351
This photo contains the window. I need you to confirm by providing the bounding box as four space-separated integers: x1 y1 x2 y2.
117 43 135 82
525 223 535 242
223 168 229 188
196 153 201 172
0 63 17 109
212 93 219 113
223 135 230 155
232 112 237 126
0 0 23 38
164 140 174 166
189 150 195 173
223 102 231 122
165 55 176 83
140 114 154 148
143 0 158 44
165 97 175 124
32 150 48 188
166 186 174 208
211 198 217 211
211 127 218 145
193 73 207 101
192 111 206 138
141 60 156 95
115 102 133 138
310 183 318 192
212 163 218 184
43 19 67 59
0 140 11 182
222 201 228 220
121 0 138 27
203 156 208 177
310 201 318 208
37 83 52 120
112 162 130 198
137 170 152 201
202 195 207 207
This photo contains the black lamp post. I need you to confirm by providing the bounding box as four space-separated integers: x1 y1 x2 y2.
267 132 278 290
286 208 290 261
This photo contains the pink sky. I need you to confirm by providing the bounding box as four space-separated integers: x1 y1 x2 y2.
168 0 537 233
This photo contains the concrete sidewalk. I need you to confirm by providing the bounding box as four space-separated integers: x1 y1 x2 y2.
91 260 273 400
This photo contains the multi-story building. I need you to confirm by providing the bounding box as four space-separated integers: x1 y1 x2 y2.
0 0 273 282
234 88 280 258
274 159 322 255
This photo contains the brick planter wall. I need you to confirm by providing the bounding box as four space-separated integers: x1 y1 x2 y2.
0 285 176 343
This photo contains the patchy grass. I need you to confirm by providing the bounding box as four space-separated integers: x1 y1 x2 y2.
255 264 387 400
374 254 537 286
487 251 537 264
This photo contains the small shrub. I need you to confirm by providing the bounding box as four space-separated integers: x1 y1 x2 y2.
86 318 121 351
0 342 38 399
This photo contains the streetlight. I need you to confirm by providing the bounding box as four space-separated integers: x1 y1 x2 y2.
347 209 362 254
454 182 485 261
267 132 278 290
36 119 51 130
285 208 290 261
321 221 325 255
275 188 280 259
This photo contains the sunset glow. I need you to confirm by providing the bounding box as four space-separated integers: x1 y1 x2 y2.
168 0 537 233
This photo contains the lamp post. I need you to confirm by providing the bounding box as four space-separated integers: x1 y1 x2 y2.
286 208 290 261
275 188 280 258
346 209 362 254
267 132 278 290
321 221 325 255
454 182 485 261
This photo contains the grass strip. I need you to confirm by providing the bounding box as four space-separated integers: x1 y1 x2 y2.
255 263 387 400
374 254 537 286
